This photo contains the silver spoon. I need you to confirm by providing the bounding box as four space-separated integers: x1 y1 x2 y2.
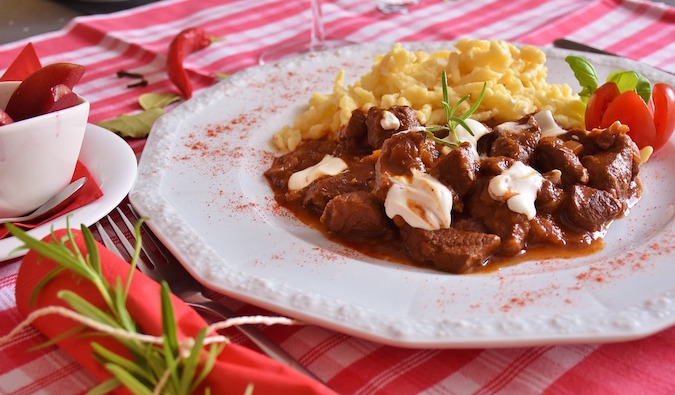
0 177 88 224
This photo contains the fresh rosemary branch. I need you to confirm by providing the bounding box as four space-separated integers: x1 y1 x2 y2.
6 221 223 395
425 70 487 147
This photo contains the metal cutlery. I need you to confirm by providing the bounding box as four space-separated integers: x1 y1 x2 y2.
94 206 322 383
553 38 674 76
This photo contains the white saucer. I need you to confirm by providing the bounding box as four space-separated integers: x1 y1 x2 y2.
0 124 137 261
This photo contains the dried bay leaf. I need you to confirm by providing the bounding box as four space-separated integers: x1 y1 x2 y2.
96 107 165 139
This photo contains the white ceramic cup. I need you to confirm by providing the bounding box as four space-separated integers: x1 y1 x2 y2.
0 81 89 218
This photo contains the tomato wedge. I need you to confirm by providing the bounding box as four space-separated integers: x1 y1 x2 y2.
585 82 620 130
600 90 657 149
0 43 41 82
651 83 675 151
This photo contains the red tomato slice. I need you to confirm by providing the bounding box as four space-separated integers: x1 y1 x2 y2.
585 82 621 130
0 43 42 82
4 63 85 121
600 90 657 149
651 83 675 151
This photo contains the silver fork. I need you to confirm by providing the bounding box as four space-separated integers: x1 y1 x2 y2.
94 206 321 382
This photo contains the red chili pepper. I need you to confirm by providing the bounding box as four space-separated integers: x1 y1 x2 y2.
167 27 212 99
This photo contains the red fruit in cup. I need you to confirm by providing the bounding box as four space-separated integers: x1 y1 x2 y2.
0 109 13 126
49 84 79 113
0 43 42 82
5 63 85 121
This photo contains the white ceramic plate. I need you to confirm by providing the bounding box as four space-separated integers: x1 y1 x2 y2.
1 124 137 261
130 42 675 348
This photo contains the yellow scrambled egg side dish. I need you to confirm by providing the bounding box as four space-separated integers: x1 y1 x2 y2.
273 38 586 152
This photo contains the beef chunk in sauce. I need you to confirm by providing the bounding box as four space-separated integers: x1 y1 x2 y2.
303 154 376 210
373 130 439 201
581 133 641 202
335 108 370 156
534 137 589 186
479 155 515 176
320 191 391 236
535 176 566 214
565 185 623 232
264 139 336 190
468 180 531 256
488 115 541 162
366 105 422 150
400 223 501 273
429 142 478 197
528 214 566 246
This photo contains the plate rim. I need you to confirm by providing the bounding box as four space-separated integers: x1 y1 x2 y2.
130 41 675 348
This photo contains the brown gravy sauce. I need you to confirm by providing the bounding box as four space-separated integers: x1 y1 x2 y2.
275 195 605 274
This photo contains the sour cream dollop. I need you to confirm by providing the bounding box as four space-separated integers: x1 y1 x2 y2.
441 118 491 159
533 110 568 138
384 170 453 231
380 110 401 130
288 155 348 191
488 161 543 220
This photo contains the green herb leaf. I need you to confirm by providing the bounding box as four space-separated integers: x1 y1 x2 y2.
564 55 599 103
181 328 207 393
28 325 85 352
138 93 180 111
92 342 153 381
58 290 120 328
30 266 65 308
449 116 476 137
87 378 121 395
462 82 487 122
160 282 179 354
426 131 457 147
113 278 137 332
105 363 154 395
82 224 102 276
193 342 226 391
96 107 165 139
607 70 652 104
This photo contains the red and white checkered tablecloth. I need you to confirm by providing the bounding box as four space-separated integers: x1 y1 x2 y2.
1 0 674 394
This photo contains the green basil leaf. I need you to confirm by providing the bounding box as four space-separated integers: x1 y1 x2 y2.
607 70 652 104
564 55 598 103
96 107 165 138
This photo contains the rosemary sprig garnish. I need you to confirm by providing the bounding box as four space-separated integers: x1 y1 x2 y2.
425 70 487 148
3 221 227 394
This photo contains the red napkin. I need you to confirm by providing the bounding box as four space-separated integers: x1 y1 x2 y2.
0 161 103 239
15 229 336 395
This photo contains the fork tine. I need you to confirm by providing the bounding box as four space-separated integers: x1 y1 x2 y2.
95 221 124 259
124 205 173 263
106 214 137 259
115 207 164 268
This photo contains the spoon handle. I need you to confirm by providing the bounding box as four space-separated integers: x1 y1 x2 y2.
0 177 87 224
